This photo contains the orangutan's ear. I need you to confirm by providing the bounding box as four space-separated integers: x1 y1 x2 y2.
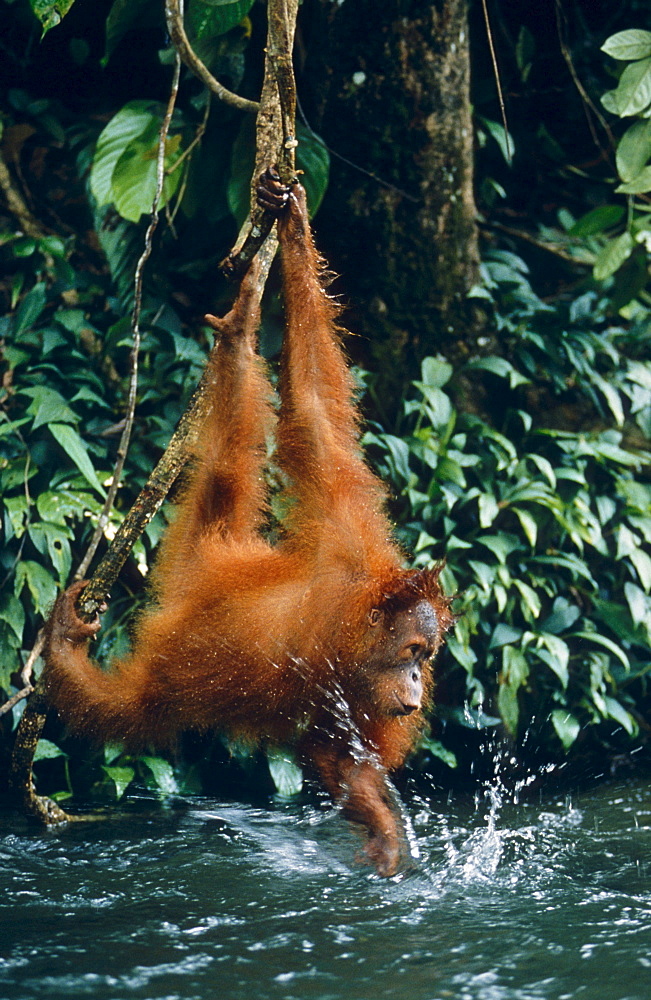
369 608 382 626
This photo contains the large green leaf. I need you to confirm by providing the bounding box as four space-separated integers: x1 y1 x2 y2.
111 124 184 223
188 0 255 40
90 102 160 207
612 58 651 117
21 385 77 429
602 30 651 62
616 119 651 182
140 756 179 794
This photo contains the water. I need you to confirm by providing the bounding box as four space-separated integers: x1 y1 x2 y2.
1 777 650 1000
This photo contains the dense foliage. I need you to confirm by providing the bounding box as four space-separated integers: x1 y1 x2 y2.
1 2 650 802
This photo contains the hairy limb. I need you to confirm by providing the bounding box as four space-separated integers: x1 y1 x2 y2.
43 581 146 745
257 170 390 545
154 264 275 589
305 739 408 877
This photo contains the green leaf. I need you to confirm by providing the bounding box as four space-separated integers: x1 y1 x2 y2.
629 547 651 591
21 385 77 429
14 561 58 617
187 0 255 41
28 522 72 583
568 204 625 237
603 696 637 736
543 597 580 635
533 553 595 585
612 57 651 117
0 591 26 643
478 492 499 528
14 282 47 335
572 631 630 670
591 373 625 426
29 0 76 34
477 116 514 164
374 434 412 483
111 125 183 223
624 582 651 628
527 633 569 688
90 101 159 207
616 165 651 193
439 705 501 729
512 506 538 547
476 533 522 563
498 647 529 735
514 579 542 621
415 384 452 429
601 30 651 62
466 355 529 388
601 89 624 116
421 356 453 388
36 488 96 524
4 495 29 538
267 748 303 797
34 739 67 761
593 231 634 281
420 737 457 769
101 765 135 799
550 709 580 750
616 119 651 182
446 634 477 672
296 124 331 216
48 423 106 495
592 598 647 646
489 623 523 648
616 523 640 558
140 756 179 794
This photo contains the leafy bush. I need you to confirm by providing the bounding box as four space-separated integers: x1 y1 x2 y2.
365 252 651 770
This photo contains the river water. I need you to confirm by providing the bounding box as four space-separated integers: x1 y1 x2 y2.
1 775 650 1000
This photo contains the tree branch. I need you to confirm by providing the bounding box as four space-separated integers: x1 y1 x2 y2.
0 154 48 240
221 0 299 281
164 0 259 114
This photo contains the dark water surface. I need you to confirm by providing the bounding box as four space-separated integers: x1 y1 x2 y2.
1 777 650 1000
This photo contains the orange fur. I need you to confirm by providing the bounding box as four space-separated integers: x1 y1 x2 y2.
44 175 452 875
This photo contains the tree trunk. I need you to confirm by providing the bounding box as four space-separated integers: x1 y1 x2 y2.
301 0 483 379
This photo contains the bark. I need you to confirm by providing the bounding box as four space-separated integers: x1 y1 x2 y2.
302 0 484 376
